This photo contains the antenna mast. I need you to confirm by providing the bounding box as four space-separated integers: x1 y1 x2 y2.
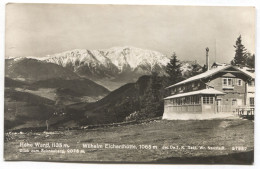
215 39 217 62
206 47 209 71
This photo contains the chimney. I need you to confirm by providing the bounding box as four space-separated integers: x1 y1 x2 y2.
206 47 209 71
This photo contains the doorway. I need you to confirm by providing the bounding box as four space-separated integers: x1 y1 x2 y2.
216 99 222 112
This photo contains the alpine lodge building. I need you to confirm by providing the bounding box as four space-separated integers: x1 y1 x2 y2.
163 50 255 120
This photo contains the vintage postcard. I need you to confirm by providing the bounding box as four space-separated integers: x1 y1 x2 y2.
4 3 255 164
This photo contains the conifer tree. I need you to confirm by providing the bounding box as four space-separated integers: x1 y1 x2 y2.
231 35 247 66
140 72 162 118
166 53 183 84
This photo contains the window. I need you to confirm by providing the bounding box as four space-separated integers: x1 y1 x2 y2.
181 97 185 104
195 95 201 104
223 78 233 87
185 97 190 104
173 99 176 105
189 95 201 105
203 96 213 104
177 98 181 105
228 78 232 85
210 97 213 104
248 80 255 87
167 100 171 105
203 97 208 104
171 88 176 94
250 97 254 107
171 96 202 106
232 99 237 106
223 78 227 86
237 79 242 86
191 96 194 104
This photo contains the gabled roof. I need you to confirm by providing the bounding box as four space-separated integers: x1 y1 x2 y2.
164 88 225 100
222 72 236 77
166 65 255 89
166 65 230 89
238 66 255 79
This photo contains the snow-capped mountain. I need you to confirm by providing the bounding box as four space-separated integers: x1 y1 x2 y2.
6 47 171 90
104 46 169 71
22 46 169 90
39 46 170 75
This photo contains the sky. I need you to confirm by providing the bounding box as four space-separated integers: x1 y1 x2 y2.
5 4 255 65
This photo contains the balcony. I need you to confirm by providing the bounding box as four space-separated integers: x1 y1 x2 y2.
222 85 234 90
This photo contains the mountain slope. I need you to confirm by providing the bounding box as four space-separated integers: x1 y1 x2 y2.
4 88 85 130
31 78 110 97
5 58 80 82
4 77 110 130
68 75 166 125
4 88 55 130
5 77 27 88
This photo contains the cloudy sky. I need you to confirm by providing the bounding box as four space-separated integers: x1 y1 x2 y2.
5 4 255 65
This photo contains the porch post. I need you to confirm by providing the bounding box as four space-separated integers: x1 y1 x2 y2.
201 95 203 113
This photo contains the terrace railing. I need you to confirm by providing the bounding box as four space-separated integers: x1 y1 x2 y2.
236 107 254 120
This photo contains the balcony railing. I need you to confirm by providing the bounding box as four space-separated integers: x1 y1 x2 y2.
235 107 254 120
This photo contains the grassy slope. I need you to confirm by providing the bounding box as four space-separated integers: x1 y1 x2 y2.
4 88 56 130
4 88 87 130
4 119 254 164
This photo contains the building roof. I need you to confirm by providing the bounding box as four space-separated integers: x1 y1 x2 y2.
166 65 255 89
238 66 255 79
164 88 225 100
211 62 227 67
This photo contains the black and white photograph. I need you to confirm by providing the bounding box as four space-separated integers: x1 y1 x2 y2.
3 3 256 165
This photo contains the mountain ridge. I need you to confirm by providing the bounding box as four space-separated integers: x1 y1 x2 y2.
5 58 80 82
24 46 170 90
6 46 201 90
